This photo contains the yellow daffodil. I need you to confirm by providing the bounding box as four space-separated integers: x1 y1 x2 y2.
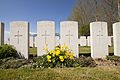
47 52 50 54
59 56 63 59
65 50 69 54
52 52 56 57
50 50 54 53
48 59 51 62
64 43 66 45
69 52 73 59
46 44 48 46
66 52 69 56
65 46 69 49
59 44 61 48
50 50 55 54
59 56 64 62
50 52 52 54
47 59 51 62
53 51 55 54
55 50 60 56
62 47 65 50
70 53 73 56
62 49 64 52
64 55 67 58
61 59 64 62
55 47 60 50
52 53 55 57
47 55 51 62
47 55 51 59
70 55 73 59
44 48 47 51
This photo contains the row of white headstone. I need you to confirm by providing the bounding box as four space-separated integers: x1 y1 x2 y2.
30 36 113 47
0 21 120 59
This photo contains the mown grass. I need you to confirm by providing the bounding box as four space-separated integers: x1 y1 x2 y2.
79 46 114 54
79 46 91 54
29 47 37 56
109 46 114 53
0 66 120 80
29 46 114 56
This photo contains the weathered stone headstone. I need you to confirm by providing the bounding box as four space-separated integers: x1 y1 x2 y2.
34 36 37 47
55 36 60 46
60 21 78 57
0 22 4 45
79 36 86 46
37 21 55 56
87 36 91 46
30 36 34 47
113 22 120 56
10 21 29 59
90 22 108 58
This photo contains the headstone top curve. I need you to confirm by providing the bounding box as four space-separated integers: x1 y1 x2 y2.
60 21 78 23
113 22 120 25
37 21 55 23
10 21 29 24
90 21 107 24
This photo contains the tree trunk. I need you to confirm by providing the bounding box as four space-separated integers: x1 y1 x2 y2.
118 0 120 21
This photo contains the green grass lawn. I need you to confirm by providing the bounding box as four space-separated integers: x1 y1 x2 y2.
0 66 120 80
29 47 37 56
79 46 114 54
29 46 114 56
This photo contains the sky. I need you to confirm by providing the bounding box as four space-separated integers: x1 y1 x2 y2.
0 0 76 42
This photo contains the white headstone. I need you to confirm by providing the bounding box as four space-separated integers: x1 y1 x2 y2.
113 22 120 56
30 36 34 47
37 21 55 56
10 21 29 59
0 22 4 45
55 36 60 46
34 36 37 47
87 36 91 46
79 36 86 46
60 21 78 57
108 36 112 46
90 22 108 58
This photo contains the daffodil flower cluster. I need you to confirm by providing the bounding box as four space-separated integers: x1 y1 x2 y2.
44 43 74 68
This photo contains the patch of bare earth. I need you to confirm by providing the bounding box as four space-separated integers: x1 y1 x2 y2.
94 58 120 66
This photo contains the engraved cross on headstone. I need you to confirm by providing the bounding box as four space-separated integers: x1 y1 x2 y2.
41 31 50 44
97 30 103 37
97 30 103 45
97 30 103 41
65 30 73 45
97 24 104 38
14 31 23 44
